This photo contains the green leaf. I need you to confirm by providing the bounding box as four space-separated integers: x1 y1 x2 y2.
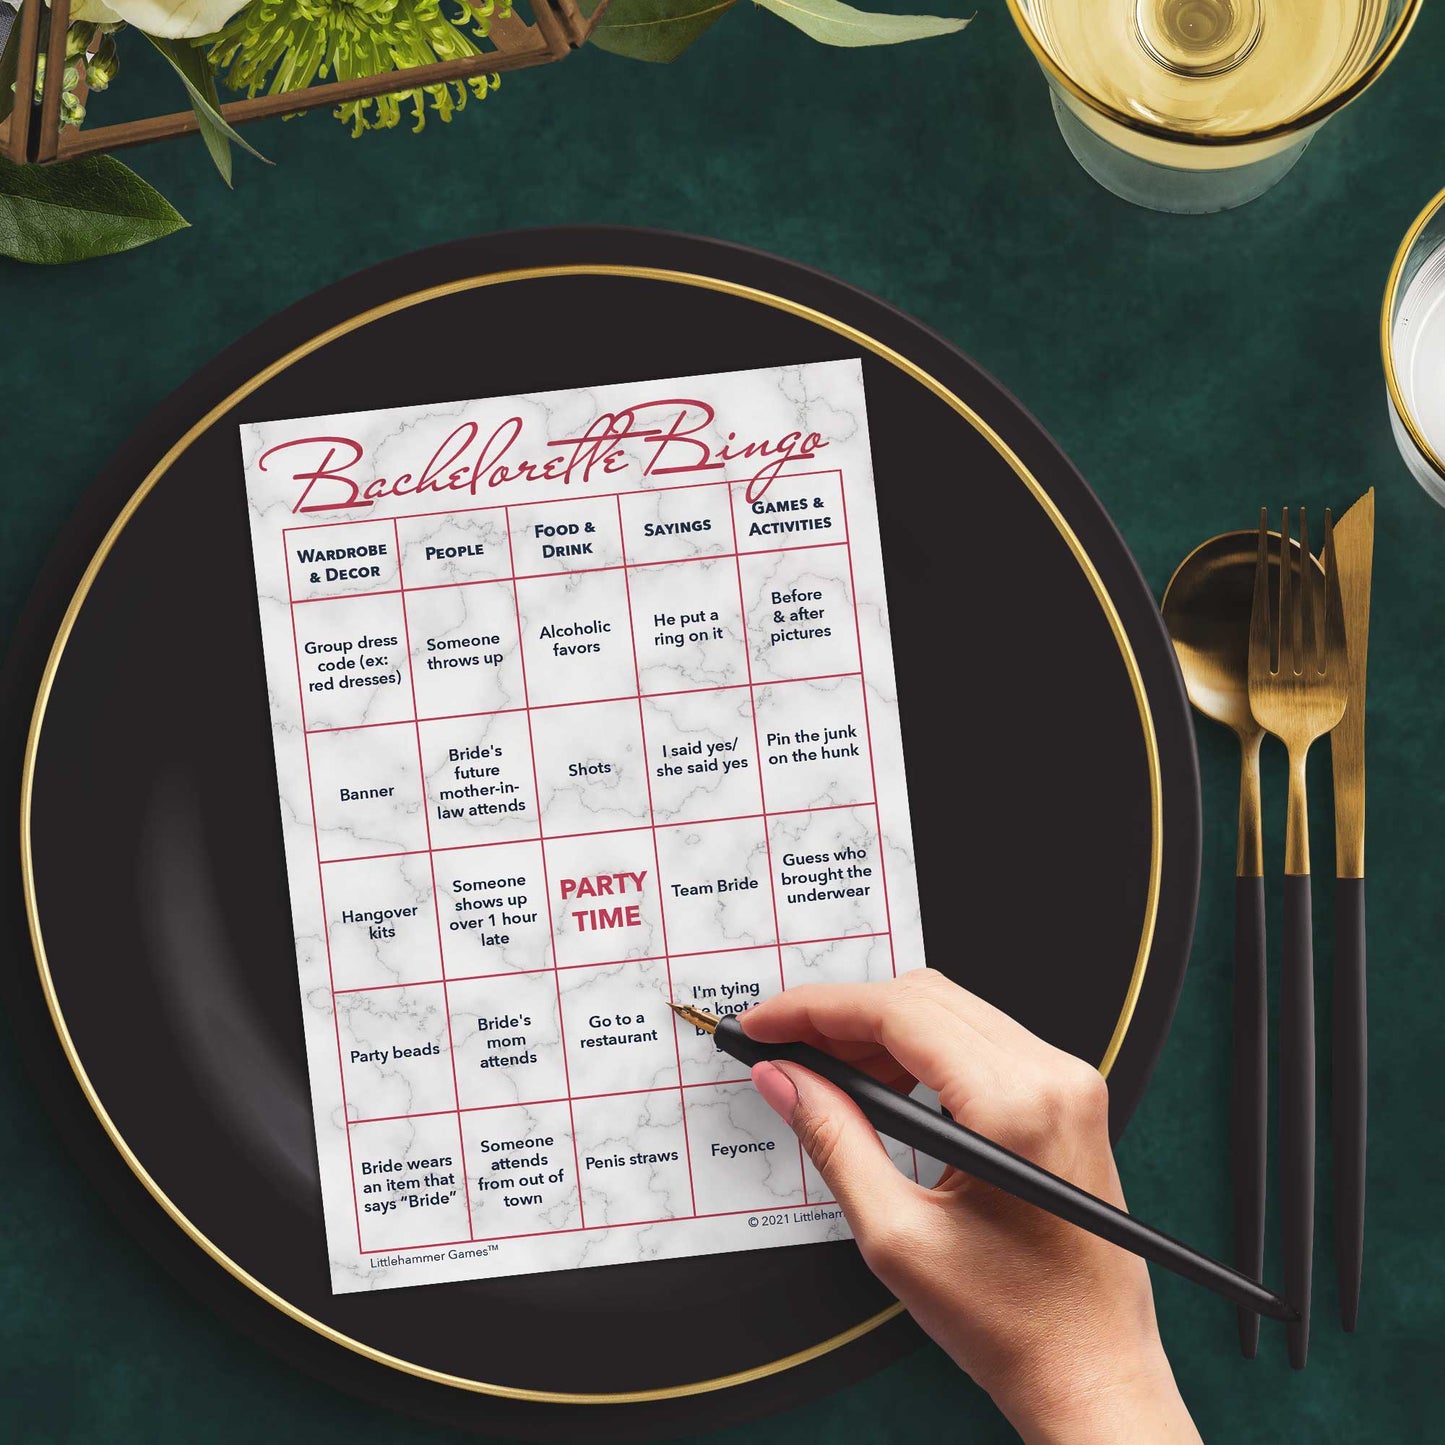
145 34 271 187
587 0 739 63
0 153 188 264
754 0 969 47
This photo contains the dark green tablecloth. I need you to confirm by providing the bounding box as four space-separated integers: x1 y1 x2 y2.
3 6 1443 1440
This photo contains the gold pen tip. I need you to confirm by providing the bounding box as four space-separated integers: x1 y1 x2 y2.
668 1000 719 1034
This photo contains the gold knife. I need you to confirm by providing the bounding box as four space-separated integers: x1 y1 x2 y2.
1330 486 1373 1333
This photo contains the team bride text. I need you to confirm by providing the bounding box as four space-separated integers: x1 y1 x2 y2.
261 399 830 515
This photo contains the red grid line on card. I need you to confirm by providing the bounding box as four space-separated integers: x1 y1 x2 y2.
302 671 863 735
347 1073 777 1126
292 586 404 606
361 1238 478 1254
503 502 587 1228
317 797 875 867
283 534 366 1257
615 491 698 1217
836 484 897 980
649 670 861 698
725 482 809 1205
392 518 476 1240
355 1197 845 1254
332 975 475 996
350 1107 463 1126
835 481 914 1184
345 1076 784 1128
332 928 893 996
289 539 851 607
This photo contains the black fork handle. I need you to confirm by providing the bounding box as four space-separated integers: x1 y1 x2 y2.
1280 873 1315 1369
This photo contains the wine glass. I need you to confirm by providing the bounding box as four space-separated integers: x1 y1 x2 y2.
1383 184 1445 506
1006 1 1421 214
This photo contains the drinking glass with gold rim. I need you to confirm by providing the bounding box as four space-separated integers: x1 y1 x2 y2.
1383 183 1445 505
1005 0 1421 214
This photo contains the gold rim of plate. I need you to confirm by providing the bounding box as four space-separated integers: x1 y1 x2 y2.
20 265 1163 1406
1382 181 1445 485
1004 0 1422 148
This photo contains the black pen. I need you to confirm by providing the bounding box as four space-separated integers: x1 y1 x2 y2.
670 1002 1297 1325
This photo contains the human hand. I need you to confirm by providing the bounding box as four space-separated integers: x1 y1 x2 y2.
740 970 1200 1444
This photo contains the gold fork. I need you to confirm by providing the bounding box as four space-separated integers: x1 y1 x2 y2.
1248 507 1349 1371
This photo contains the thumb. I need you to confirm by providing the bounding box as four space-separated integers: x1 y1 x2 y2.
752 1060 919 1241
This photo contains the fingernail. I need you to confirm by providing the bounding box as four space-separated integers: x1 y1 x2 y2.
751 1061 798 1124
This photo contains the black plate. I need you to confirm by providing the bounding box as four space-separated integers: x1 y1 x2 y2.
2 228 1200 1440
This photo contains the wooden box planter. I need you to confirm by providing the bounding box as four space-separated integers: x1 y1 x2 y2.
0 0 609 165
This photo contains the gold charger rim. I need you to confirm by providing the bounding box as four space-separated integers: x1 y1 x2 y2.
20 263 1162 1406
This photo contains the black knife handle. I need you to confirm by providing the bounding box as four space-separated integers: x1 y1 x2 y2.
1280 873 1315 1369
1333 876 1366 1332
1233 875 1268 1359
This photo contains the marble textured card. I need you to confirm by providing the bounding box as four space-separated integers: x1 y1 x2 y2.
240 359 928 1293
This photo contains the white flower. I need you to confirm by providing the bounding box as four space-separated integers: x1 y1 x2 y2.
69 0 252 40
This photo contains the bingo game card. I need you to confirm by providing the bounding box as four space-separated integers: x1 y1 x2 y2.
240 360 927 1293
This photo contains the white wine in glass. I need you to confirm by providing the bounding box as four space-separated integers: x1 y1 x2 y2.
1008 0 1420 213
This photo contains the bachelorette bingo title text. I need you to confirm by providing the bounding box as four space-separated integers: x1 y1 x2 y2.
260 399 831 515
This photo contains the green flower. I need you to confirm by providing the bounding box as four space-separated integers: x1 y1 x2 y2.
32 49 90 129
210 0 506 137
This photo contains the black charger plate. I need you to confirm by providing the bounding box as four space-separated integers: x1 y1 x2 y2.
2 228 1199 1440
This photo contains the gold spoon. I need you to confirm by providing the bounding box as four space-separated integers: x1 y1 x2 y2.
1162 529 1318 1359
